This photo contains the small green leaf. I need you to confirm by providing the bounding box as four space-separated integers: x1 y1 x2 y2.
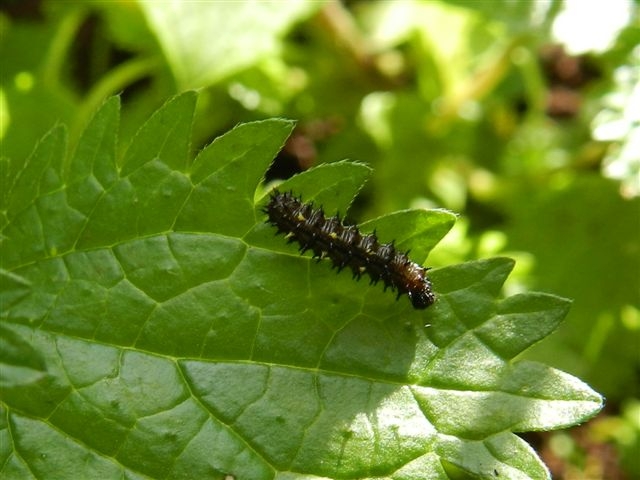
138 1 325 89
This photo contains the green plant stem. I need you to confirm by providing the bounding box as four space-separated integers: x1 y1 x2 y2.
41 8 87 88
71 55 162 143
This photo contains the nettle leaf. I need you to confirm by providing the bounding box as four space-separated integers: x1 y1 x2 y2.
1 93 603 480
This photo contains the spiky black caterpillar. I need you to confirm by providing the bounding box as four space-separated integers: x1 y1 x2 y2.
264 190 435 309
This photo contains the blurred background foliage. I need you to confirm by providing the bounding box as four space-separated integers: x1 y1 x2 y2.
1 0 638 478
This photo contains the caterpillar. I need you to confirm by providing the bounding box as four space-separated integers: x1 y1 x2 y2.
264 190 435 309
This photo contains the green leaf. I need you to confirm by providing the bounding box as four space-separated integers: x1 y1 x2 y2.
1 94 603 479
178 118 296 237
0 321 46 389
1 125 67 268
138 1 325 89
